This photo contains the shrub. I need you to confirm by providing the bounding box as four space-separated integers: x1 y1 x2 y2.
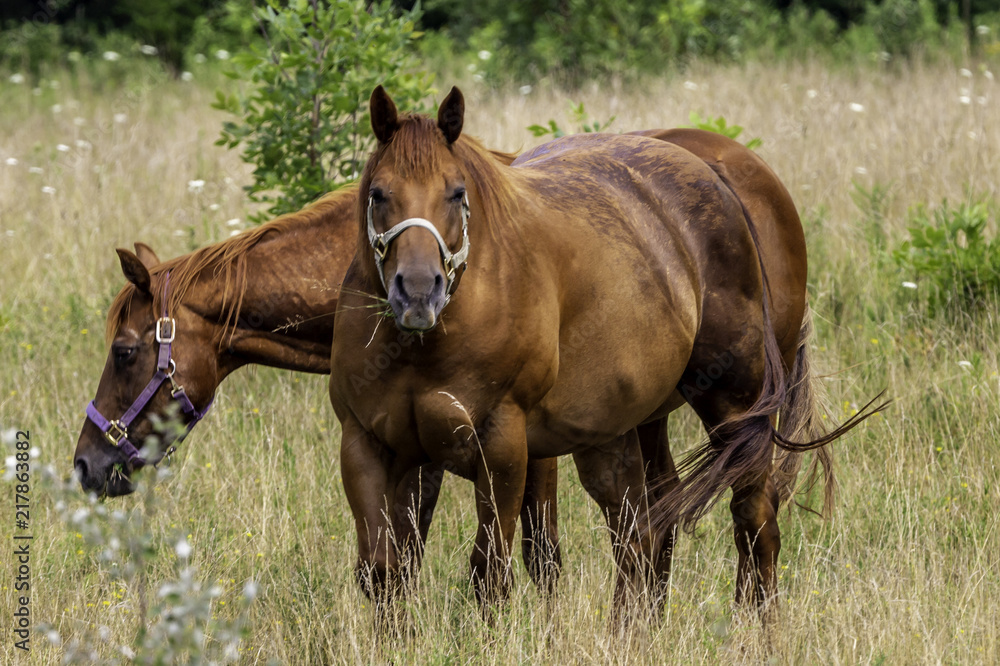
685 111 762 150
892 197 1000 316
527 101 616 139
214 0 432 222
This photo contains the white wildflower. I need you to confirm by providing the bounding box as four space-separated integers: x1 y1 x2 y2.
519 85 532 96
958 360 973 369
902 281 917 289
683 81 698 91
113 113 127 124
41 186 56 195
175 537 191 559
28 166 43 174
181 71 193 82
959 95 971 105
194 53 207 64
187 179 205 193
806 89 818 99
102 51 120 62
9 73 25 84
849 103 865 113
73 116 86 126
478 50 491 61
51 104 62 114
5 157 18 166
56 144 70 152
140 44 158 56
854 166 868 175
226 218 241 227
959 68 973 78
215 49 230 60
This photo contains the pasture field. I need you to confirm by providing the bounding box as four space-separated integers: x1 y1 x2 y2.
2 58 999 663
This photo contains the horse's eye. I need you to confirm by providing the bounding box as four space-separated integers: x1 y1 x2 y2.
449 186 466 203
369 187 386 204
113 346 136 367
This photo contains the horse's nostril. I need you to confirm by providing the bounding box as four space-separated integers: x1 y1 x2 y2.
74 458 88 483
434 274 443 289
394 273 407 297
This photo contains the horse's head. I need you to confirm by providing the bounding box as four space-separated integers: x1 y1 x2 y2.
362 85 470 332
74 244 217 497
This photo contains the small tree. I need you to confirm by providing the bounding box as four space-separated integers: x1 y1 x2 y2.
215 0 432 221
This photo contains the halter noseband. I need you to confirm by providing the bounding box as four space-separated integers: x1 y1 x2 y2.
85 272 213 468
366 191 470 300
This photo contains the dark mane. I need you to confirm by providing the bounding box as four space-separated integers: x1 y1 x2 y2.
355 114 521 284
105 185 359 345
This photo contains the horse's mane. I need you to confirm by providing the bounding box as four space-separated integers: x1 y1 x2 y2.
356 114 521 269
105 185 358 345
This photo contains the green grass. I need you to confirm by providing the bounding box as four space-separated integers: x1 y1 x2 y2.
1 56 999 663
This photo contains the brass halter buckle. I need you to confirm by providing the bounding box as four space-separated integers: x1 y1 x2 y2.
105 420 128 446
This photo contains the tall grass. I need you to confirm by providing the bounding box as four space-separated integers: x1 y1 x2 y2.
1 57 999 663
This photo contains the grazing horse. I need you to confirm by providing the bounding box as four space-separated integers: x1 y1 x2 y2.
329 86 880 620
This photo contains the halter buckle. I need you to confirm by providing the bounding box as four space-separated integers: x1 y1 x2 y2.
372 236 388 260
105 420 128 446
156 318 175 344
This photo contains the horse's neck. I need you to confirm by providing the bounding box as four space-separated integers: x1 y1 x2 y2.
196 214 354 376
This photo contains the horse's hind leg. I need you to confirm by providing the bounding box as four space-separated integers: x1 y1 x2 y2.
729 470 781 615
683 373 783 618
636 418 679 608
679 315 784 618
520 457 562 594
573 431 655 619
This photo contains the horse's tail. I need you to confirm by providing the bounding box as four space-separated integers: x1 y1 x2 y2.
652 170 887 534
770 306 836 516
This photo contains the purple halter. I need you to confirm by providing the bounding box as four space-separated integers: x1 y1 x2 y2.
85 273 213 468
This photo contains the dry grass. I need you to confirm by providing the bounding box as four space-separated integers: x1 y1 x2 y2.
1 57 999 663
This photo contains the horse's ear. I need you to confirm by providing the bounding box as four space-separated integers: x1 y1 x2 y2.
370 85 399 144
133 242 160 269
437 86 464 145
116 248 151 295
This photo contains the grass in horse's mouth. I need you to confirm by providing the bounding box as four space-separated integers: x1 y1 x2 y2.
339 286 394 320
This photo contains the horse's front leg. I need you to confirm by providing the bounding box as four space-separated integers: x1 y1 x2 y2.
470 403 529 611
340 414 401 609
392 464 444 585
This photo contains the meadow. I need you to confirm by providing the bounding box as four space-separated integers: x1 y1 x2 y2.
1 56 999 663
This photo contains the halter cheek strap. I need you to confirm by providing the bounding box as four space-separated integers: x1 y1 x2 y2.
85 273 214 468
366 192 470 300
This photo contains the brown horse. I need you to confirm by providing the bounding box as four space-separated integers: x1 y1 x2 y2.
330 86 880 620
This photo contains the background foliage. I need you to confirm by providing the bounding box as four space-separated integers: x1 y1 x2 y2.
211 0 431 220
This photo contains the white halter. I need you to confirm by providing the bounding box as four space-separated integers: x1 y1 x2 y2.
366 192 471 299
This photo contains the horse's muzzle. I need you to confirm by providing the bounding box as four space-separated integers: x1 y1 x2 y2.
388 268 446 332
